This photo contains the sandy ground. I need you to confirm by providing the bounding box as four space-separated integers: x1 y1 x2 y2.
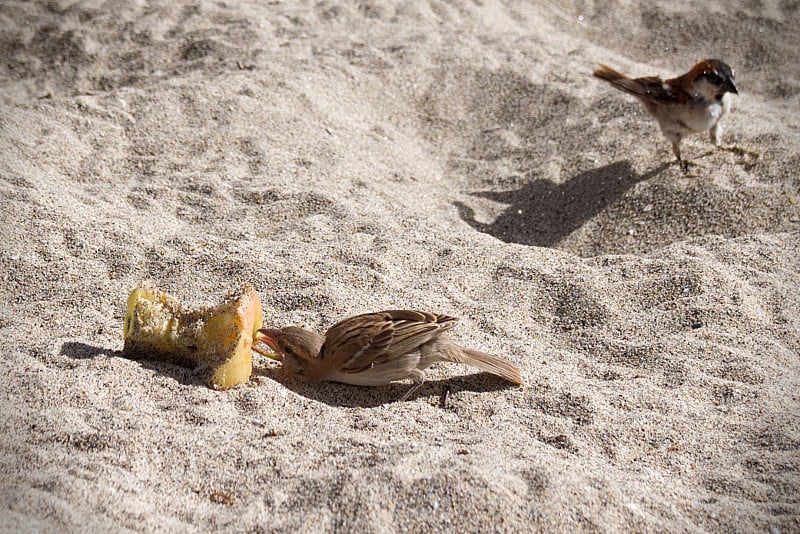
1 1 799 532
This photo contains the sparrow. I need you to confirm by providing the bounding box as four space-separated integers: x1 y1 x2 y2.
593 59 738 168
252 310 523 401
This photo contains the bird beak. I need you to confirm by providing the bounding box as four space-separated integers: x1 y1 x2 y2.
253 328 283 361
725 77 738 94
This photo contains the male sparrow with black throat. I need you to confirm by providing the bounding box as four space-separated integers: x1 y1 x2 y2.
593 59 739 168
252 310 523 401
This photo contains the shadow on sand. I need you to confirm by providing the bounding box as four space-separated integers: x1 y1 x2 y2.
455 161 670 246
254 363 519 408
60 341 209 388
60 342 516 406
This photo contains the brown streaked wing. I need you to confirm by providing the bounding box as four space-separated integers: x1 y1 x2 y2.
321 312 395 373
642 75 692 105
379 310 459 330
614 75 664 98
321 310 462 374
374 310 457 359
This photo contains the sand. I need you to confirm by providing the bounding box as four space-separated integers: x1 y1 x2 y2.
1 0 798 532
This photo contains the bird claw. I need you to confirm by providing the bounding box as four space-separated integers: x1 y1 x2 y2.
719 144 760 169
721 144 759 158
676 158 702 175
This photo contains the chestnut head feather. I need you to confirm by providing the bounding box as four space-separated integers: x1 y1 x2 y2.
688 59 738 97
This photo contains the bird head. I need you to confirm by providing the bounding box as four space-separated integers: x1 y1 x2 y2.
255 326 324 376
689 59 738 101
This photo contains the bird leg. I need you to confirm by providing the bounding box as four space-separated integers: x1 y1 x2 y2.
399 369 426 402
670 138 694 173
439 386 451 409
710 122 722 147
671 143 705 173
674 155 696 173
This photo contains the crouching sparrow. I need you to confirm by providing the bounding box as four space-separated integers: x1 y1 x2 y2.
253 310 523 401
593 59 739 168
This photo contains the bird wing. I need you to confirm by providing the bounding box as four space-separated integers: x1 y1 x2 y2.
594 64 689 105
321 310 458 374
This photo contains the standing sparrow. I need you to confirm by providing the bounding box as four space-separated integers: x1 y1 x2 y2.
252 310 523 401
593 59 738 168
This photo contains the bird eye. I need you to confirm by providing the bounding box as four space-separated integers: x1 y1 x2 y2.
705 71 723 84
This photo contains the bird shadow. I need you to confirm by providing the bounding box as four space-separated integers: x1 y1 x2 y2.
60 342 515 404
254 364 518 408
454 160 670 247
59 341 209 388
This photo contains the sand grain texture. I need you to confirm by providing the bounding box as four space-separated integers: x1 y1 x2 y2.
1 1 798 532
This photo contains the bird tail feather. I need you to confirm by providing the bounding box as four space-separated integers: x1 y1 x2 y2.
443 345 523 385
593 64 628 83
